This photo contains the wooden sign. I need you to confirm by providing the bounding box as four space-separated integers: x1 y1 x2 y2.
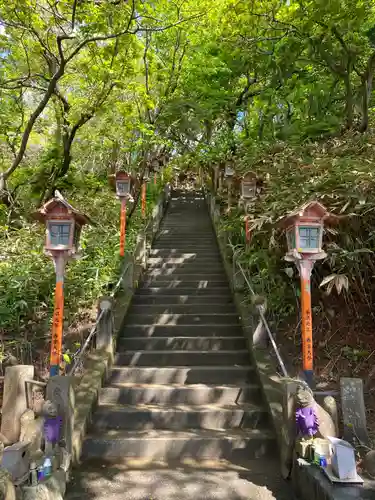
340 377 370 447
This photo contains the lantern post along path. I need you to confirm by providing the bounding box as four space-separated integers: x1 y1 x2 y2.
240 171 257 244
151 157 160 186
112 171 133 257
33 191 90 377
224 158 235 210
278 201 339 388
141 166 150 219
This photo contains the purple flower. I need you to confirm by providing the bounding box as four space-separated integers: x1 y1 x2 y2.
295 406 319 437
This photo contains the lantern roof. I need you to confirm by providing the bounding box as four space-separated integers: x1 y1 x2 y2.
115 171 131 179
278 200 339 230
108 171 132 189
33 190 90 226
242 171 257 181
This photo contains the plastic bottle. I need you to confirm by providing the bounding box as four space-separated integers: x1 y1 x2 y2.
29 462 38 486
37 465 44 482
43 457 52 478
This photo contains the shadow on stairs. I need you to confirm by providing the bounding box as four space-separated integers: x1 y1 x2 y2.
66 190 298 500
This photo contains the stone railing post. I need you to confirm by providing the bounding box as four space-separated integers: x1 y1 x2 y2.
122 254 134 291
232 254 245 292
210 195 215 220
96 296 115 355
213 206 220 228
135 234 147 270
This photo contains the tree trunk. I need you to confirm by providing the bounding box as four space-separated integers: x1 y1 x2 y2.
359 53 375 133
343 72 353 129
359 77 370 133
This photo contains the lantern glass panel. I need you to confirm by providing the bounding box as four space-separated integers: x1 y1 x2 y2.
49 222 72 247
242 181 256 198
117 180 130 195
298 226 321 251
225 166 234 177
286 227 296 251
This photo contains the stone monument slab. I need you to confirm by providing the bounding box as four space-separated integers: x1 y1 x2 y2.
340 377 370 448
1 365 34 444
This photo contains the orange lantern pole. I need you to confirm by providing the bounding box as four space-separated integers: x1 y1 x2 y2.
245 215 251 244
154 172 157 185
141 181 146 219
279 200 340 388
119 198 127 257
33 192 89 378
299 261 314 386
50 255 66 376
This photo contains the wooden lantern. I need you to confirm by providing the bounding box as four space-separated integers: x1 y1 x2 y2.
241 171 257 200
33 192 89 255
279 201 338 257
143 167 150 181
224 163 235 178
115 171 132 198
151 159 160 172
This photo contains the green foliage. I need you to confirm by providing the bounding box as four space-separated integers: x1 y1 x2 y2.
0 176 163 337
213 132 375 327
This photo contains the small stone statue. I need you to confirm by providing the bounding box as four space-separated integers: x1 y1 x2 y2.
295 405 319 438
19 409 43 458
42 401 62 456
294 384 319 461
283 380 338 477
295 383 337 439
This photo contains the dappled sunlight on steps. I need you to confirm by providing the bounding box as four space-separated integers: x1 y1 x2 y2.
66 190 297 500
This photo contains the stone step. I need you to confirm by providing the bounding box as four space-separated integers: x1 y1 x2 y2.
136 287 232 296
149 250 220 257
108 365 256 385
99 383 259 406
155 236 217 243
81 429 275 461
159 229 214 233
131 295 234 305
140 281 229 291
142 274 227 283
147 257 222 265
91 403 269 432
128 304 236 315
66 459 295 500
114 350 249 367
124 311 239 326
144 269 227 278
152 242 217 247
116 337 246 351
124 313 239 326
121 324 243 337
158 224 213 227
153 241 217 246
146 263 224 272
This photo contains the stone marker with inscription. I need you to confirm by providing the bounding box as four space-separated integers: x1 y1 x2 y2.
1 365 34 444
340 377 370 448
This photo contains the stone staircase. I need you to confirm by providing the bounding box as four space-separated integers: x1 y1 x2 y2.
67 191 296 499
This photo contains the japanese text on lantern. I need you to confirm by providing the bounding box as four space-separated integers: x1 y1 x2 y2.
305 309 313 361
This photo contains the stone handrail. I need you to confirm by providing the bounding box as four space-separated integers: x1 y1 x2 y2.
70 183 171 374
205 189 288 377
